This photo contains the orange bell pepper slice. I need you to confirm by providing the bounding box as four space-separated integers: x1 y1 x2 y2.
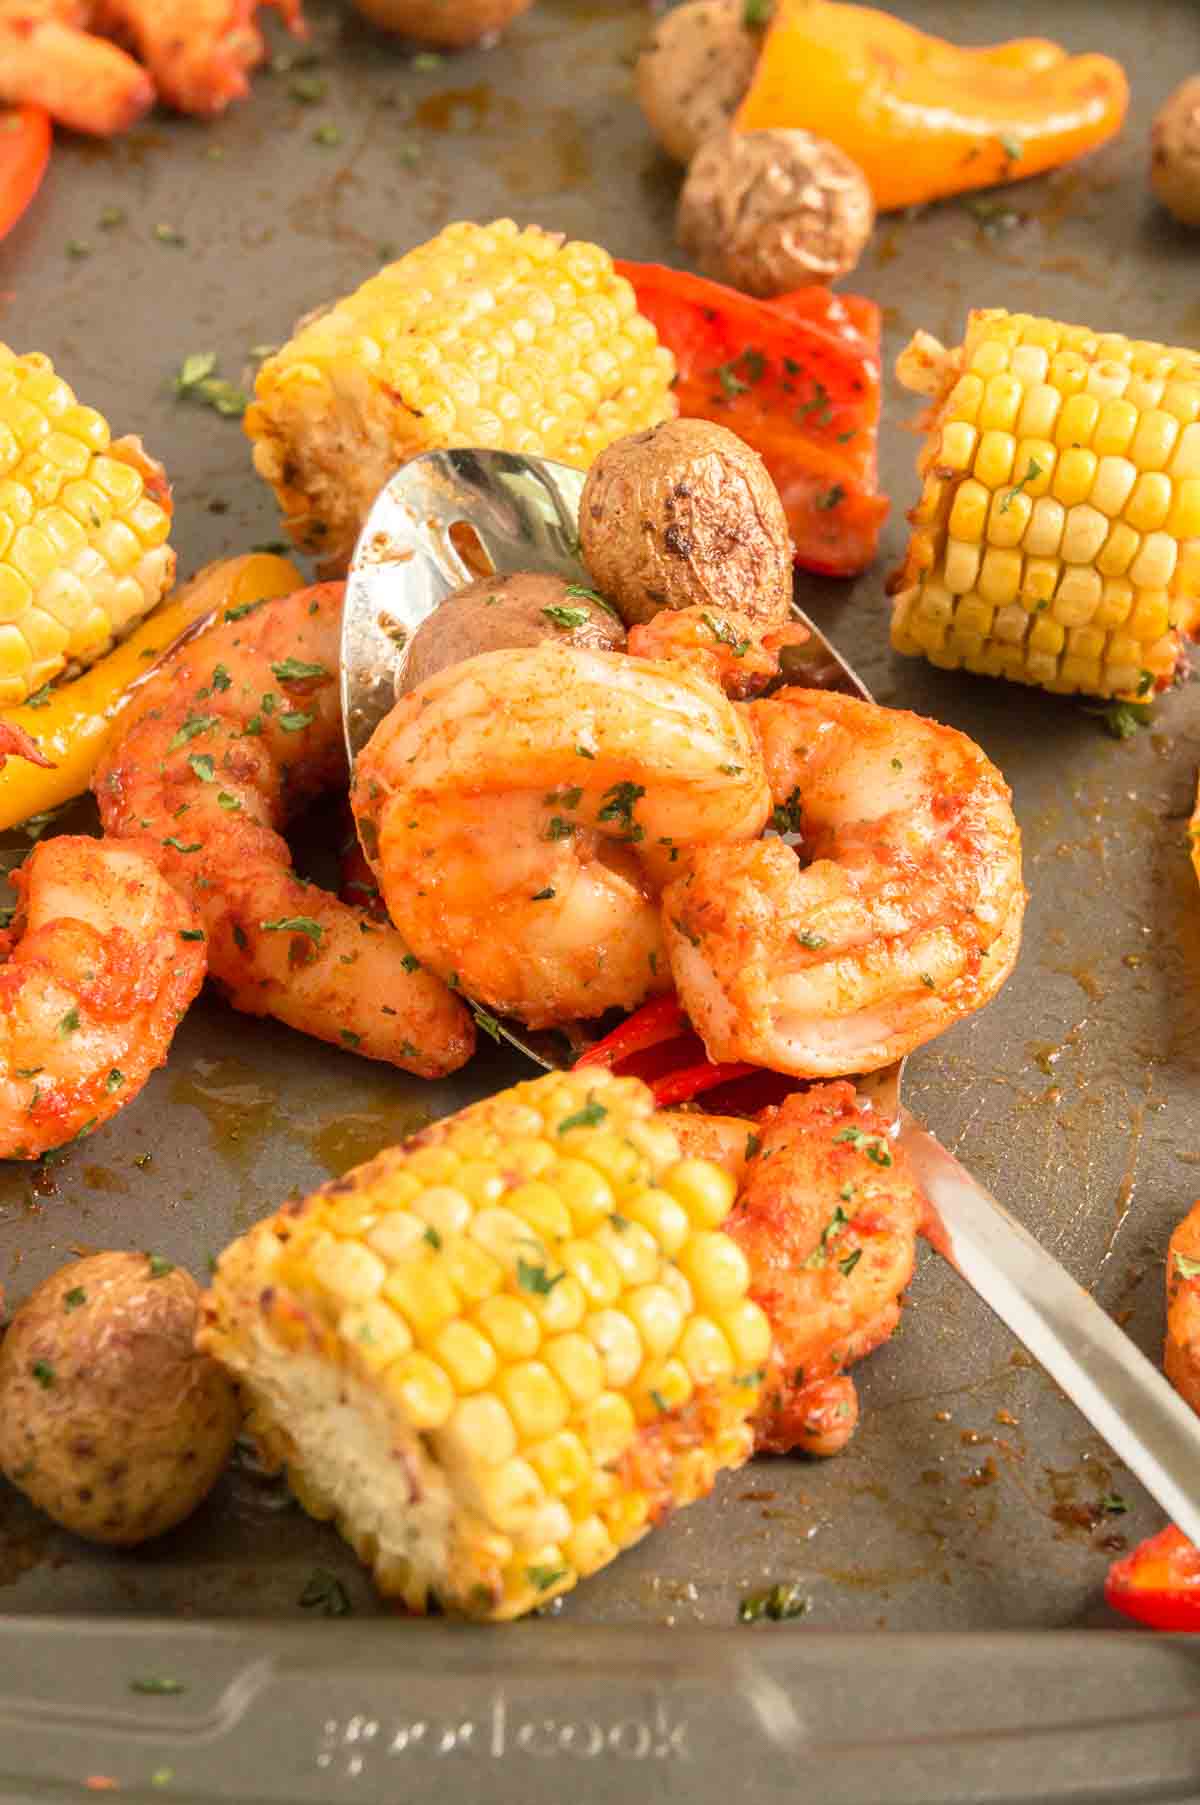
0 105 50 242
735 0 1129 214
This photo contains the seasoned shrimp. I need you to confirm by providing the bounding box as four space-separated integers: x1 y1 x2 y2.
663 689 1025 1076
0 1 304 134
353 642 769 1028
666 1084 924 1456
0 836 205 1158
95 582 473 1078
1166 1201 1200 1416
626 604 810 701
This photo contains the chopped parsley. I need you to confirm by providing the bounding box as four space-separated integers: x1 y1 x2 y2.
1100 1492 1128 1515
179 929 205 942
770 787 803 835
174 355 248 418
649 1389 670 1413
527 1564 567 1591
106 1070 125 1091
795 929 826 950
223 598 266 623
815 484 845 512
168 714 218 751
545 785 583 810
340 1029 361 1048
1175 1252 1200 1280
743 0 773 24
999 133 1023 161
423 1226 442 1250
597 780 645 839
188 753 215 783
920 973 936 990
164 837 201 854
558 1098 608 1134
833 1125 893 1167
272 658 328 684
313 123 343 147
738 1582 809 1623
745 1132 762 1160
542 605 591 630
64 1287 87 1311
1092 699 1153 741
701 612 750 657
532 886 556 901
545 816 575 841
57 1007 80 1037
25 681 52 709
838 1248 862 1278
795 381 832 427
998 456 1043 514
217 792 242 811
289 73 326 102
299 1568 352 1615
31 1361 54 1389
516 1257 565 1296
147 1254 174 1279
152 224 186 246
260 916 324 945
473 1007 502 1042
278 711 314 733
400 953 421 973
129 1676 186 1694
564 584 619 619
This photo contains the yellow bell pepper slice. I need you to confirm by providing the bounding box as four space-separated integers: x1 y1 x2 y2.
0 552 302 832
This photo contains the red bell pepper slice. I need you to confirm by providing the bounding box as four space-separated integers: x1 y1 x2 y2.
1105 1525 1200 1631
576 993 800 1113
0 106 51 243
617 261 889 578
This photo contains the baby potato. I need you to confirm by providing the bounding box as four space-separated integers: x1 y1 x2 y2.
578 419 793 630
0 1252 241 1545
636 0 763 166
351 0 534 48
401 572 625 694
1151 76 1200 227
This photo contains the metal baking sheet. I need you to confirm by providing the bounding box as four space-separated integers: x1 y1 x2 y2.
2 0 1200 1795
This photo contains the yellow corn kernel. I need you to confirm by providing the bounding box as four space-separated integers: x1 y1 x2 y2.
938 421 977 471
1085 359 1130 402
580 1390 637 1464
1130 535 1177 589
945 371 984 421
574 1131 645 1195
1028 612 1066 656
431 1318 498 1392
1125 473 1172 533
948 478 990 542
977 546 1022 605
456 1159 506 1208
955 594 994 639
561 1239 622 1307
1061 505 1109 565
969 339 1011 379
663 1159 737 1230
1093 397 1138 456
624 1283 685 1358
440 1233 504 1304
477 1459 545 1534
564 1514 616 1577
476 1293 541 1360
499 1360 570 1440
470 1206 533 1263
405 1146 462 1187
633 1357 693 1423
717 1299 773 1370
1052 446 1098 506
624 1186 692 1256
506 1180 573 1244
338 1300 414 1372
600 1490 650 1549
383 1260 461 1343
677 1233 750 1309
542 1331 606 1404
1024 496 1065 558
677 1317 735 1386
1166 478 1200 539
383 1351 456 1429
595 1218 659 1287
1095 578 1134 628
314 1236 386 1306
412 1185 472 1238
1130 408 1179 471
553 1157 615 1230
992 602 1028 644
986 489 1030 548
1129 588 1171 640
1055 393 1100 449
943 539 981 594
974 430 1015 489
585 1308 643 1387
1090 456 1137 518
1053 567 1102 625
1016 381 1061 440
529 1429 591 1498
438 1394 518 1467
1097 520 1140 577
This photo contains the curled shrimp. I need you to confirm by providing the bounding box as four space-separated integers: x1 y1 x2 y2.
666 1083 924 1457
0 835 205 1158
352 642 769 1028
95 582 473 1079
1166 1201 1200 1416
663 689 1025 1076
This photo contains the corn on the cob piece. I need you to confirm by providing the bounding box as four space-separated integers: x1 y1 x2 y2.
200 1067 769 1622
0 346 174 707
889 310 1200 699
244 219 679 574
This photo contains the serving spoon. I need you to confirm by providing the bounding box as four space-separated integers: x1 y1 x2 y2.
342 447 1200 1546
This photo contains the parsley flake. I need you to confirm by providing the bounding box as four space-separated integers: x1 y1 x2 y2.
542 605 591 630
517 1257 565 1296
558 1098 608 1134
260 916 324 946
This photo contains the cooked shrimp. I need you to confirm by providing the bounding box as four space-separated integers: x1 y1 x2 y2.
1166 1201 1200 1416
353 642 769 1028
95 582 473 1078
0 836 205 1158
626 604 810 701
662 689 1025 1076
0 1 303 133
666 1083 923 1456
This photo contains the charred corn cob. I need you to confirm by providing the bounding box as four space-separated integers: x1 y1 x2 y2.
889 310 1200 699
0 346 174 707
200 1068 769 1622
244 219 679 573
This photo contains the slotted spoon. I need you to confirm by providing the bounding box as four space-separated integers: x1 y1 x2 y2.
342 447 1200 1545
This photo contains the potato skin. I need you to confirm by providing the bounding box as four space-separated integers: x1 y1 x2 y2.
351 0 533 48
636 0 762 165
1151 77 1200 227
0 1252 241 1545
579 419 793 629
401 572 626 693
678 128 875 296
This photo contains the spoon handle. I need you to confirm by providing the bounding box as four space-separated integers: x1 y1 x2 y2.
900 1108 1200 1544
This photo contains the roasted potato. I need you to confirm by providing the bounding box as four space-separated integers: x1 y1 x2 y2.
677 128 875 295
0 1252 241 1545
401 572 625 693
636 0 763 166
1151 76 1200 226
351 0 534 48
578 419 793 629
